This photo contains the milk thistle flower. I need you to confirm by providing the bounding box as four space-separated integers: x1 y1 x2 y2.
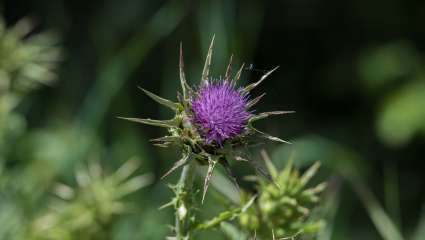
191 80 250 145
120 36 293 202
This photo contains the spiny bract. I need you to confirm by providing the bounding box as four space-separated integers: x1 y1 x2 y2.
120 36 294 202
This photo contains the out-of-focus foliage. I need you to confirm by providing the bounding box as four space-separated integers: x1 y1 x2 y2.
377 80 425 147
0 15 60 158
0 15 152 240
238 152 326 239
357 41 425 147
0 156 151 240
358 42 420 90
0 18 60 92
27 159 152 240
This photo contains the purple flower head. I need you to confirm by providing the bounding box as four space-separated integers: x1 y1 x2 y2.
191 80 251 145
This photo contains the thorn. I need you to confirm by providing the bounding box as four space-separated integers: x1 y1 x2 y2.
243 66 279 93
137 86 179 110
179 42 190 98
225 54 234 80
201 35 215 81
202 158 217 204
161 153 191 179
247 93 266 108
117 117 176 128
233 63 245 84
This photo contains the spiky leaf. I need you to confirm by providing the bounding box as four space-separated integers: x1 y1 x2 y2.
202 155 218 203
139 87 180 110
118 117 177 128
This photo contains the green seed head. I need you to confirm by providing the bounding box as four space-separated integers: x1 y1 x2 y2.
238 152 326 238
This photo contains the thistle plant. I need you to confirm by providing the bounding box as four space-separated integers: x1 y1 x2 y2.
27 158 152 240
0 16 60 92
0 15 61 158
121 36 293 239
238 151 326 239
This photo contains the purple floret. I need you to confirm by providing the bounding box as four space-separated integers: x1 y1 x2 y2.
191 81 251 145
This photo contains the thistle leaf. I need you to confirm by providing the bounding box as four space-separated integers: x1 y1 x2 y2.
225 54 234 80
202 35 215 81
118 117 177 128
179 43 192 99
249 111 295 123
247 93 266 109
250 127 291 144
202 156 218 204
161 152 192 179
138 87 180 110
243 66 279 93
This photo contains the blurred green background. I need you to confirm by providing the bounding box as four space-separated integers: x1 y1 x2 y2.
1 0 424 239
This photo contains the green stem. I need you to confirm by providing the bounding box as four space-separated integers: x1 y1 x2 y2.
175 160 197 239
